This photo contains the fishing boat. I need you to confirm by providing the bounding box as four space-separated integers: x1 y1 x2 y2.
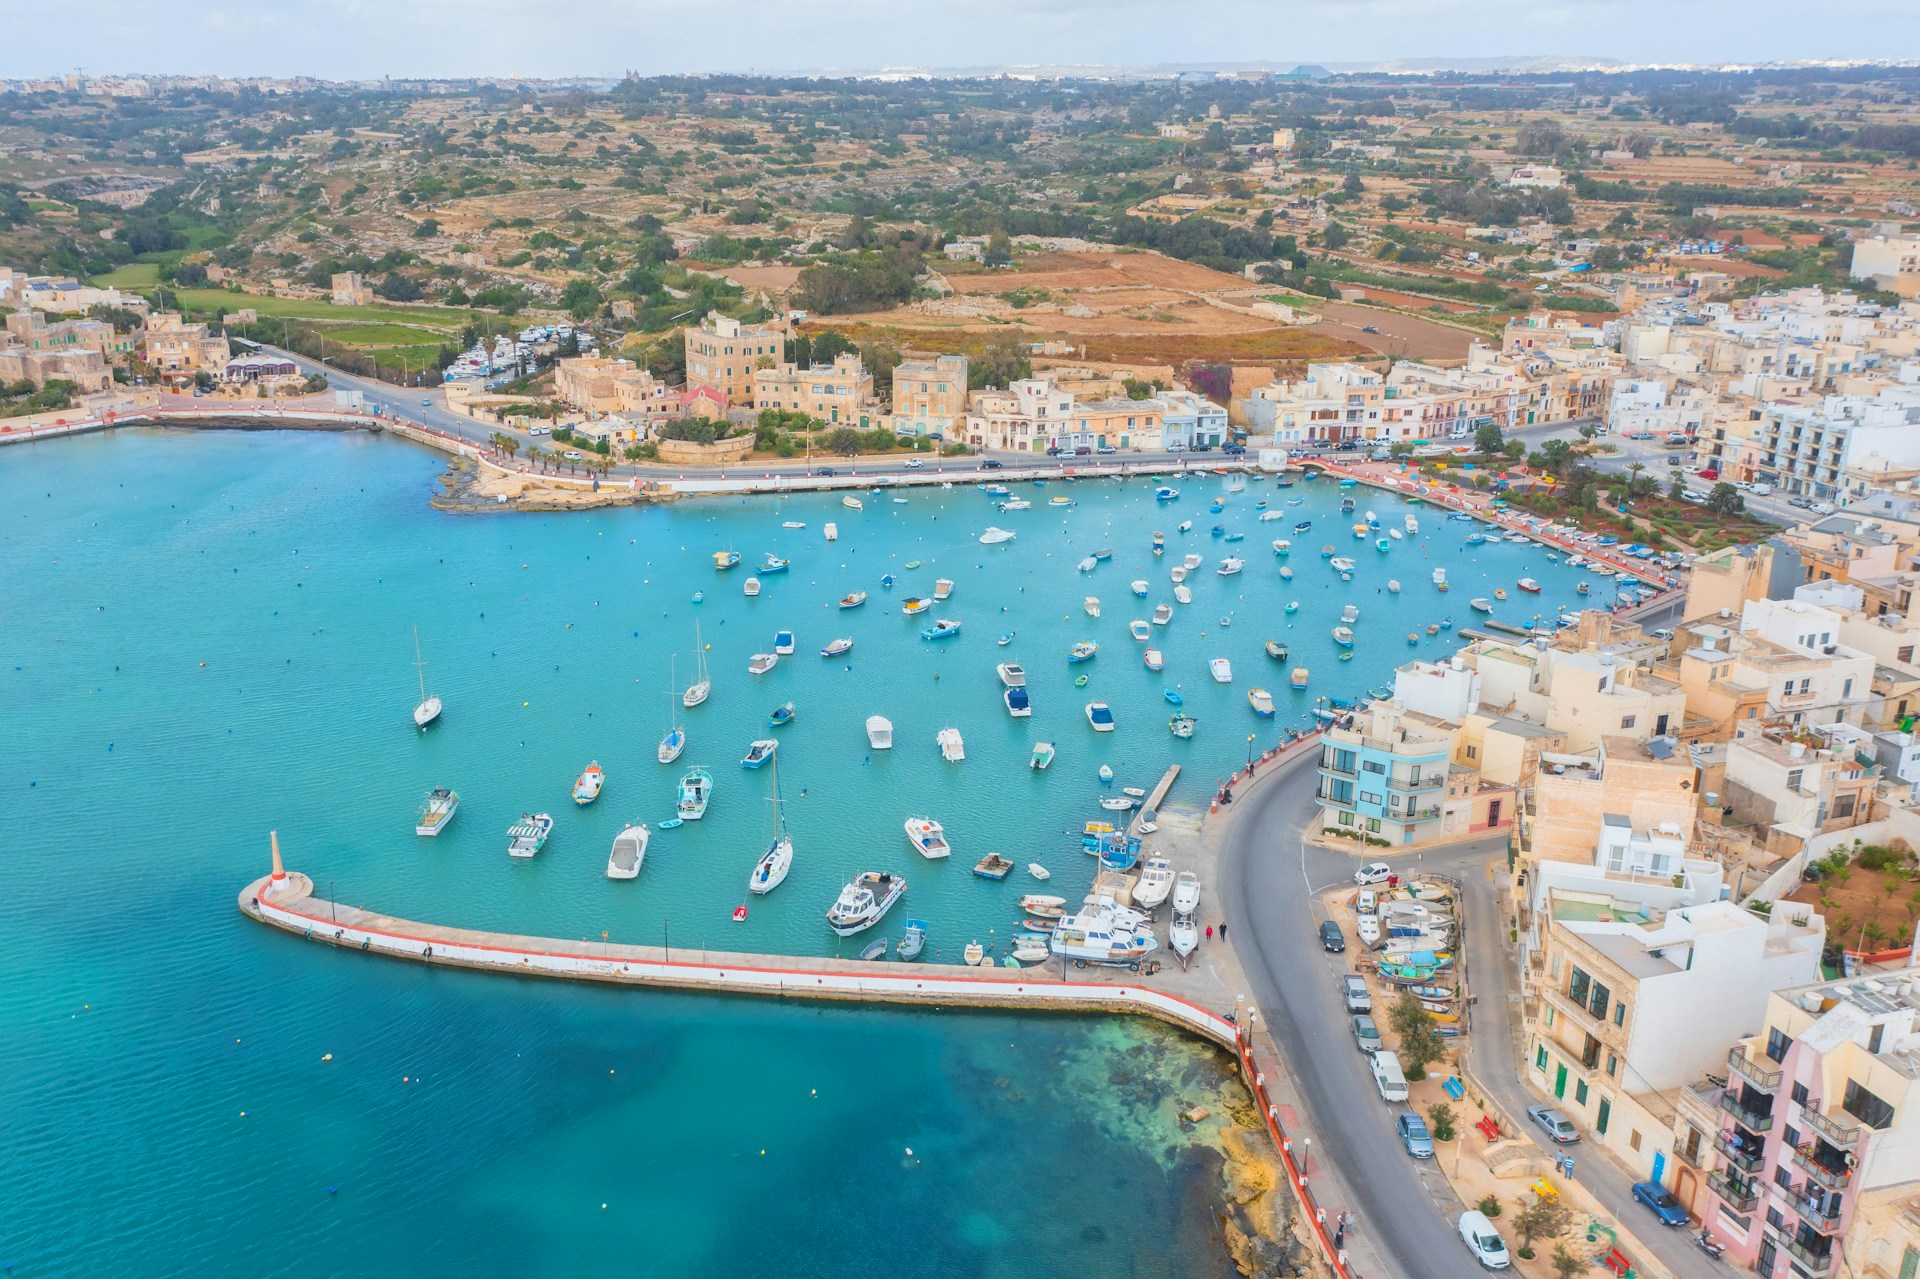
1464 534 1486 547
1264 640 1289 662
1575 581 1590 595
1339 496 1356 512
963 941 986 966
506 812 553 859
415 787 459 837
1285 600 1299 614
866 716 893 749
1290 667 1310 689
973 852 1015 881
1170 916 1199 960
1099 795 1136 811
1155 486 1180 501
1208 499 1225 513
1169 712 1196 739
748 652 778 675
998 631 1016 646
713 550 741 570
1084 596 1102 618
1273 539 1292 557
1085 702 1116 732
905 817 951 860
1172 871 1202 916
996 663 1027 690
979 527 1016 545
760 556 790 575
769 701 796 727
825 871 906 937
1097 764 1114 784
606 823 649 880
842 496 864 511
984 484 1010 497
773 629 795 655
915 617 962 642
824 522 838 541
1152 604 1173 626
1293 520 1313 533
743 577 761 597
572 762 605 806
1210 657 1233 683
880 574 895 590
1129 620 1151 642
901 596 931 616
821 637 853 658
409 627 442 730
1469 597 1494 614
1143 648 1165 671
938 727 966 761
1493 587 1508 601
1068 640 1099 663
934 579 954 601
1248 688 1275 717
1331 626 1354 648
1210 525 1226 539
1517 577 1541 593
1217 557 1245 576
1004 685 1032 717
676 768 712 820
1077 556 1097 572
897 920 928 961
1049 904 1157 965
1030 741 1055 770
1174 584 1193 605
741 739 777 768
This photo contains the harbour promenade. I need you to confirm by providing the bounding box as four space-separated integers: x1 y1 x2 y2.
240 837 1363 1279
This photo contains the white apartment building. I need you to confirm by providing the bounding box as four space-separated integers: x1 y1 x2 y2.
1851 233 1920 298
1609 377 1709 438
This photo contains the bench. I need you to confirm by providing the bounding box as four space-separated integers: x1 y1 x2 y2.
1598 1246 1633 1277
1475 1115 1501 1141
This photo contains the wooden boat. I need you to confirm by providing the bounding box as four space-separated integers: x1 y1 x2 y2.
839 591 868 609
769 701 796 727
1020 917 1059 933
1265 640 1288 661
741 739 777 768
1169 713 1196 739
972 852 1015 880
1028 864 1051 881
858 937 890 962
415 787 459 837
572 762 604 806
963 941 986 966
821 637 853 657
748 652 778 675
934 579 954 600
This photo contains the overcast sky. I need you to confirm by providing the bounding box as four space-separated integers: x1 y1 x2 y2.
8 0 1920 80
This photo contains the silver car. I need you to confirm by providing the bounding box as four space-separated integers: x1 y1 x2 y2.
1340 974 1371 1013
1351 1014 1381 1054
1526 1104 1580 1144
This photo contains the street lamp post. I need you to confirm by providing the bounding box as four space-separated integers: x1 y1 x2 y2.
1246 733 1257 772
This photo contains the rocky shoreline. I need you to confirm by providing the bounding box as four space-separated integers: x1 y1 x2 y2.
430 454 669 513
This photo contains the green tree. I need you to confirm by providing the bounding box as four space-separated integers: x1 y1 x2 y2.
970 335 1032 389
559 277 601 321
413 218 441 239
983 229 1013 268
859 339 903 402
823 426 862 456
1551 1244 1585 1279
1341 171 1365 196
1322 222 1351 250
1475 421 1506 455
1512 1192 1571 1251
1388 992 1448 1080
1707 482 1745 515
1427 1102 1457 1142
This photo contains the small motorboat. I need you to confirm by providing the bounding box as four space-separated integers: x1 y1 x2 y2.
1143 648 1165 671
1163 689 1184 706
1388 579 1401 594
1084 596 1102 618
1217 557 1245 576
1170 916 1199 960
1172 871 1202 916
938 727 966 762
732 905 748 922
1122 786 1146 799
1170 565 1188 584
1152 604 1173 626
572 762 605 806
713 550 741 570
769 701 797 727
1248 689 1275 717
415 787 459 837
1177 520 1193 533
1174 584 1193 605
1290 667 1310 689
902 597 931 616
1332 626 1354 648
963 941 986 966
741 739 778 768
1169 712 1196 739
1129 620 1151 642
1028 864 1052 881
773 629 795 655
821 637 853 657
1285 601 1299 614
897 919 928 961
1341 604 1359 624
1494 587 1508 601
1155 487 1179 501
1209 657 1233 683
1273 539 1291 556
1576 581 1591 595
859 939 889 962
881 574 896 589
998 631 1016 646
921 618 962 641
1068 641 1099 663
997 663 1026 688
1265 640 1288 661
824 522 838 541
1518 577 1542 593
904 561 922 570
979 527 1016 545
507 812 554 859
748 652 779 675
1470 597 1494 614
934 578 954 601
1100 795 1136 812
760 557 791 575
690 592 703 604
1208 499 1225 513
1130 580 1150 597
906 817 952 859
1004 685 1032 717
743 577 761 597
1085 702 1116 732
607 823 649 879
1031 741 1055 770
783 521 806 530
839 591 868 609
1097 764 1114 783
1077 556 1097 573
866 715 893 749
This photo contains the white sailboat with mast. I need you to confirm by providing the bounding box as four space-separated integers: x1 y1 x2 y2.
749 756 793 894
658 655 687 763
683 620 711 708
411 626 441 729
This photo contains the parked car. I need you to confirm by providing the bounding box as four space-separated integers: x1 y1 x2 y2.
1526 1104 1580 1144
1458 1211 1511 1270
1812 502 1836 515
1787 496 1812 509
1628 431 1656 440
1632 1181 1690 1227
1223 443 1246 457
1165 442 1186 452
1665 455 1682 465
1397 1111 1435 1159
1699 468 1720 480
1318 920 1346 953
421 397 432 406
1191 442 1213 452
814 466 837 477
901 458 924 469
1340 973 1372 1013
1350 1014 1382 1054
1096 445 1117 455
1353 861 1394 885
1650 628 1675 640
978 459 1003 471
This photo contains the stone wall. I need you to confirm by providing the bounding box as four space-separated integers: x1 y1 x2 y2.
655 433 754 466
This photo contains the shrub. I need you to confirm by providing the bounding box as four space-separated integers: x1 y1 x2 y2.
1477 1194 1502 1218
1858 845 1906 872
1428 1102 1457 1142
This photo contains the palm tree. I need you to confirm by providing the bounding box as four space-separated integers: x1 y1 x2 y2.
501 436 520 463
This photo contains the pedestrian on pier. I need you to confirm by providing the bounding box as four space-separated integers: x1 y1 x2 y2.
1219 921 1227 941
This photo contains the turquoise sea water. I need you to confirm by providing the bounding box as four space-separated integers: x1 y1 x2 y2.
1 428 1594 1275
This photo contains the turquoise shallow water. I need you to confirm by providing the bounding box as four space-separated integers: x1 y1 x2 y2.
0 428 1593 1276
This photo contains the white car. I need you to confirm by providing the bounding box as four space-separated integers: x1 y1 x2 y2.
1353 861 1394 885
901 458 924 469
1459 1211 1511 1270
564 450 583 461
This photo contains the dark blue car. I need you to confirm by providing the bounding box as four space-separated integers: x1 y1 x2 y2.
1632 1181 1688 1227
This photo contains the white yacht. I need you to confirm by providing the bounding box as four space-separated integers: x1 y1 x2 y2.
749 759 793 894
659 655 687 763
1152 604 1173 626
1134 856 1174 909
1048 901 1158 965
938 727 966 762
410 626 442 729
979 527 1016 545
606 824 649 880
997 662 1027 688
934 579 954 600
1172 871 1202 916
1209 657 1233 683
683 621 711 708
1170 915 1199 959
866 715 894 749
825 871 906 936
905 817 952 859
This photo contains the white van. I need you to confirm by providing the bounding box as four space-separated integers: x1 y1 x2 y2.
1458 1210 1511 1269
1371 1050 1408 1103
1749 483 1773 497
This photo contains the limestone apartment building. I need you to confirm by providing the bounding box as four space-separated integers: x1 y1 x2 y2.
683 311 787 406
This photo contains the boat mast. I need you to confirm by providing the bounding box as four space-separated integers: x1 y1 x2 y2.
413 625 429 702
668 655 679 732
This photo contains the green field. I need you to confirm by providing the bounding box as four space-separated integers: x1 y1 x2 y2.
322 323 455 348
171 288 482 329
90 262 162 288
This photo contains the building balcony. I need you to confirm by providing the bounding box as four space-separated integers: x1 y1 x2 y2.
1797 1199 1846 1236
1764 1221 1835 1275
1712 1131 1765 1175
1387 772 1448 793
1801 1108 1860 1149
1720 1091 1775 1133
1320 759 1357 777
1792 1148 1853 1191
1728 1047 1782 1092
1707 1170 1759 1212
